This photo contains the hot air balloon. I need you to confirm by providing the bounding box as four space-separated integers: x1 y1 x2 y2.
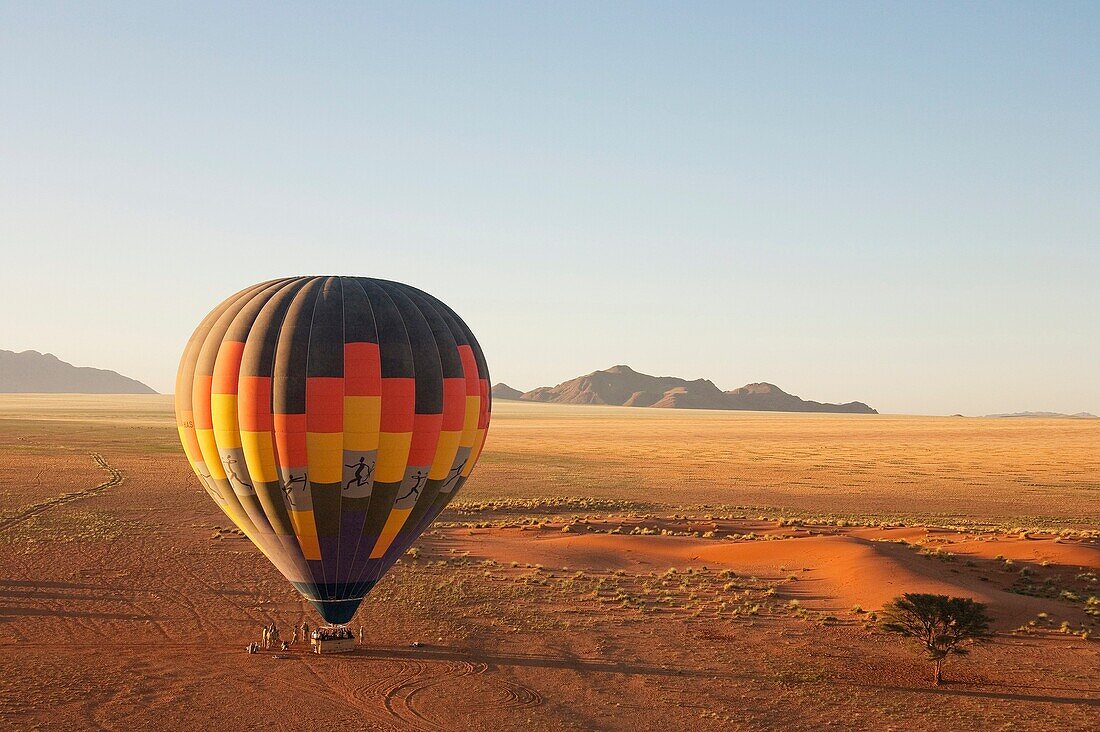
174 277 490 624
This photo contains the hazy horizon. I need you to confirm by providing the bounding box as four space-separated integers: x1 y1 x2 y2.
2 3 1097 416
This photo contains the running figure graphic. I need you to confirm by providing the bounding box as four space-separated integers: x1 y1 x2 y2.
222 454 253 491
398 470 427 501
283 472 307 498
441 460 466 490
344 457 374 490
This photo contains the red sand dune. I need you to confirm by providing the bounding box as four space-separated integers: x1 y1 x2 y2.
449 529 1098 628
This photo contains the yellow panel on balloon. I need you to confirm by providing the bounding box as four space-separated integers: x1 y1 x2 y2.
370 507 412 558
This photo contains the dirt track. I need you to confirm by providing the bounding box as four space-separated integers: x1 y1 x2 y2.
0 452 123 533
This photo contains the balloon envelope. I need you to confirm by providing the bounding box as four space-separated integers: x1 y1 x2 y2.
175 277 490 624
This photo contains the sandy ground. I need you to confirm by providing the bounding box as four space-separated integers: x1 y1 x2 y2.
1 396 1097 731
479 400 1100 529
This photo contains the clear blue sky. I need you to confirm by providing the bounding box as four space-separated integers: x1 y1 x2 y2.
1 2 1096 415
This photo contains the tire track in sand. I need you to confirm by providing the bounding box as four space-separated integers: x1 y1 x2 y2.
0 452 124 532
319 650 549 729
325 656 490 731
383 659 485 731
300 656 405 730
382 656 544 728
485 678 544 711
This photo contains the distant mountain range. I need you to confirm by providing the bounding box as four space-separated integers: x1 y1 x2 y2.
0 350 156 394
492 365 877 414
984 411 1097 419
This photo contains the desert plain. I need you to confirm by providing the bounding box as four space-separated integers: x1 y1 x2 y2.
0 396 1097 730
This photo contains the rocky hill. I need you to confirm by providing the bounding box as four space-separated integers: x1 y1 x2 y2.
0 350 156 394
491 383 524 400
502 365 876 414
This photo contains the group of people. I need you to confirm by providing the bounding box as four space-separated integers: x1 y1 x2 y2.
261 622 282 650
246 622 310 654
310 626 354 642
246 622 365 653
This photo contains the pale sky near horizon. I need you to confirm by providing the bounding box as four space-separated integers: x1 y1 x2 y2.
1 2 1097 415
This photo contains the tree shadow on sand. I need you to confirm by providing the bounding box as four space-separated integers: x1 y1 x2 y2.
350 645 746 680
350 645 1100 707
866 682 1099 707
0 579 142 592
0 606 161 622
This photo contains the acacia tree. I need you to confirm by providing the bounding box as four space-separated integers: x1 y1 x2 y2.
880 593 994 685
